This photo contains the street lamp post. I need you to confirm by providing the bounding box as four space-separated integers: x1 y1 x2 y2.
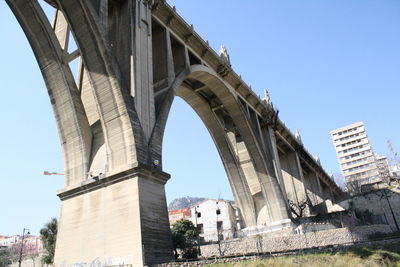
194 206 201 256
216 201 222 256
18 228 30 267
43 171 64 176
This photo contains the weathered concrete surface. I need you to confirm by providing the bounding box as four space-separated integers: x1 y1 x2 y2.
8 0 345 266
55 167 173 266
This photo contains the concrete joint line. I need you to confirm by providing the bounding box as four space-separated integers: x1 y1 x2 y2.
57 166 170 200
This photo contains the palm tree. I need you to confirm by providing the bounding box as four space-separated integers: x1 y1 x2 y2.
39 218 58 264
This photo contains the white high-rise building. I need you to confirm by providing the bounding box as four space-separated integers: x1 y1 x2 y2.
331 122 380 189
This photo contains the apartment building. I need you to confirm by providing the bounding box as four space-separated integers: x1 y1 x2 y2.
331 122 380 189
189 199 239 243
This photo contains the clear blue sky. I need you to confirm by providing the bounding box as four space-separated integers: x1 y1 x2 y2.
0 0 399 236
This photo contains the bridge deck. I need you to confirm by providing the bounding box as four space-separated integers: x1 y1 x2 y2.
42 0 343 196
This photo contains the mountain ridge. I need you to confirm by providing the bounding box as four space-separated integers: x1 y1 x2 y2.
168 196 206 210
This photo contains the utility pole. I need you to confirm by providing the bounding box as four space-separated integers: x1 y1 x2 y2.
18 228 30 267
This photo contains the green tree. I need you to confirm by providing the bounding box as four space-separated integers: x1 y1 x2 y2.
171 219 198 259
0 247 12 267
40 218 58 264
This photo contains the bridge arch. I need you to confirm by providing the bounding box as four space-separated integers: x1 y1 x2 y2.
151 65 290 227
5 1 342 266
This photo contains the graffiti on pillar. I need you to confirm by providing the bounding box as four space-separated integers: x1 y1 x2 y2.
69 258 132 267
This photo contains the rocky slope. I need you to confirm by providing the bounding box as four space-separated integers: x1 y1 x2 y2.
168 196 206 210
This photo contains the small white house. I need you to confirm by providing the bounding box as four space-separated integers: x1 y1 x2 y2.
189 199 239 243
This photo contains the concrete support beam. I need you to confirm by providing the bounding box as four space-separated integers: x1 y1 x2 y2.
226 131 267 224
267 128 289 203
178 85 257 227
55 167 173 267
7 0 92 187
52 9 69 51
279 150 309 216
131 0 156 141
57 0 143 172
257 126 291 225
187 66 291 226
165 31 176 84
301 169 326 215
315 172 323 196
320 181 334 201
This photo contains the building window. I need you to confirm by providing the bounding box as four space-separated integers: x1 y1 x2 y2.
197 212 201 218
216 209 221 215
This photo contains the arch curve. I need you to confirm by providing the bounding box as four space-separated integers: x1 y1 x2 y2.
151 65 290 226
7 0 92 187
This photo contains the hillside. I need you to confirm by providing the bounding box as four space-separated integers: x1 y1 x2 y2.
168 196 206 210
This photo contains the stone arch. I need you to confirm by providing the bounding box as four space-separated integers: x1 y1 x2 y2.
7 0 92 187
150 65 290 226
176 85 257 228
55 0 146 175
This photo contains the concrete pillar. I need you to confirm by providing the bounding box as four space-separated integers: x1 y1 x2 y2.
279 151 308 212
315 172 323 196
258 126 292 226
303 171 318 206
131 0 156 141
320 181 334 201
294 152 308 199
313 173 328 213
52 9 69 51
267 128 289 203
301 168 326 214
54 167 174 267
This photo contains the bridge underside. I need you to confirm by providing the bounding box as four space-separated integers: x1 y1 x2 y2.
7 0 343 266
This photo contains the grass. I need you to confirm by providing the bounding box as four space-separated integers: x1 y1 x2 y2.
205 242 400 267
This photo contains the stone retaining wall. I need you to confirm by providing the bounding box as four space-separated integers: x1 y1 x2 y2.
153 224 393 266
154 236 400 267
199 224 391 257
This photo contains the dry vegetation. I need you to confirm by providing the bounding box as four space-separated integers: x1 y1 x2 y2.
206 243 400 267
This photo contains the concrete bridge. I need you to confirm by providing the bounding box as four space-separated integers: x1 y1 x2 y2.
7 0 343 266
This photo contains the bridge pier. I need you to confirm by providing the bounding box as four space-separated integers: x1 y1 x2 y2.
55 167 173 267
279 150 309 216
